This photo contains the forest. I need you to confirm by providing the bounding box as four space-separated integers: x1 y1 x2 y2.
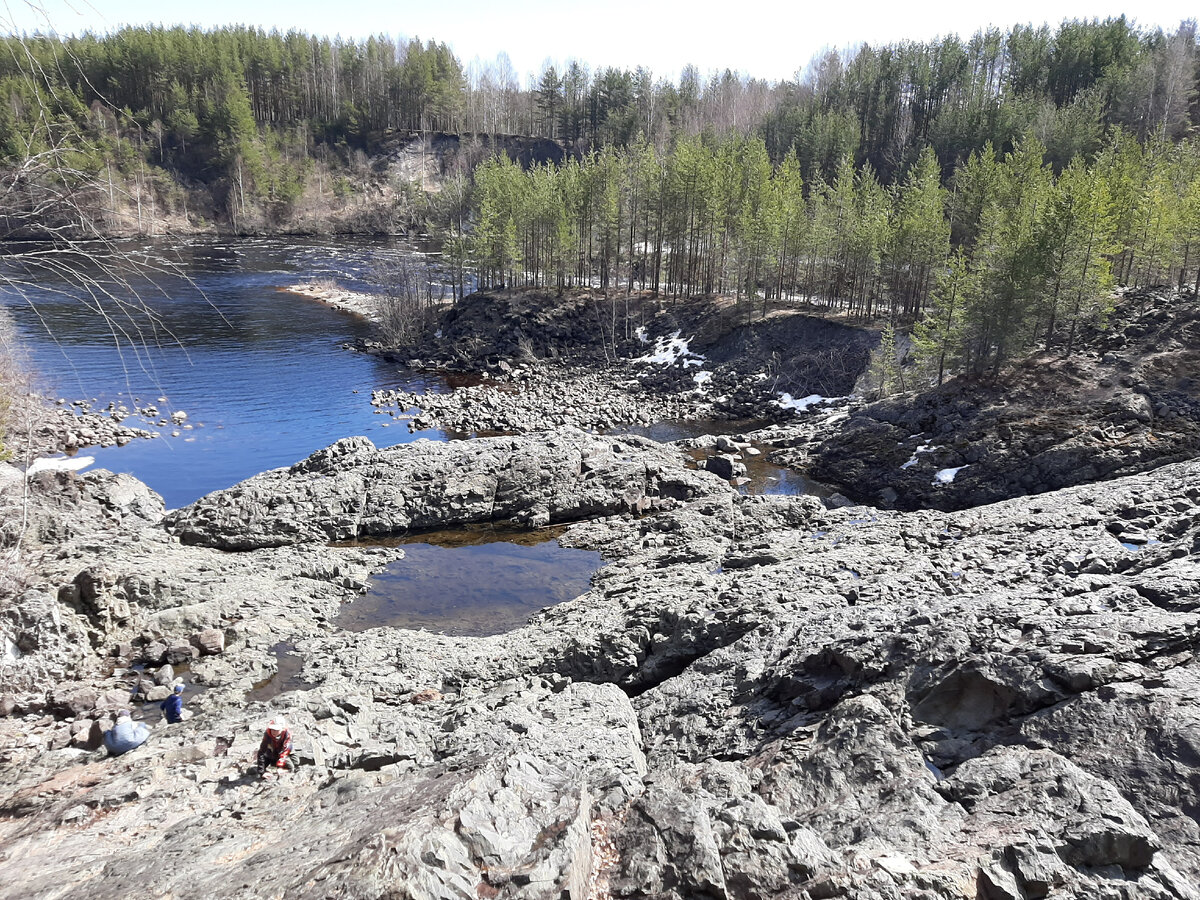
457 128 1199 378
0 17 1198 376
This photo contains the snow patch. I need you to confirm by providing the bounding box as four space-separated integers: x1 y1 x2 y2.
933 466 967 485
900 443 940 470
776 393 826 412
2 631 19 663
634 331 705 367
693 370 712 386
25 456 95 478
634 326 650 345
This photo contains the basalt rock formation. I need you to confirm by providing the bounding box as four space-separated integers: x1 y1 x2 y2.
2 433 1199 899
164 430 717 550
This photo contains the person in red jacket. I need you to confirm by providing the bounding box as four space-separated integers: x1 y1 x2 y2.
255 716 295 775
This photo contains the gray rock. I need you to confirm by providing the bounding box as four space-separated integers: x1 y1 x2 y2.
4 434 1200 900
141 642 167 665
190 629 225 656
165 431 727 550
702 453 747 480
164 644 198 665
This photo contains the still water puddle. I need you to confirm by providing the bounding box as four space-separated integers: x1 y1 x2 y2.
677 444 830 497
246 642 316 701
334 527 603 637
610 420 830 497
737 447 832 497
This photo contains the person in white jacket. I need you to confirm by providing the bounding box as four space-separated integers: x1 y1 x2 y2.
103 710 150 755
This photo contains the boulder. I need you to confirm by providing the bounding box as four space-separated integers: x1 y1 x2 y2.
164 644 198 665
51 683 99 717
190 629 225 656
703 454 747 480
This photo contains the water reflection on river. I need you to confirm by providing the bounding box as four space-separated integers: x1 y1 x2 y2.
1 237 450 508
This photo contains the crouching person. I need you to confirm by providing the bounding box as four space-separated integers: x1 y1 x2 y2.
103 710 150 756
161 683 186 724
255 716 296 776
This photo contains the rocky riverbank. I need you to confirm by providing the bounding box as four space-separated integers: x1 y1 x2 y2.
164 430 717 549
366 355 851 440
370 364 722 434
809 288 1200 511
362 286 1200 516
7 392 160 460
284 282 381 322
2 429 1199 898
361 288 874 436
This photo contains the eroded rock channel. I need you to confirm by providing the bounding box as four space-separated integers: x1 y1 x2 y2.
2 425 1200 899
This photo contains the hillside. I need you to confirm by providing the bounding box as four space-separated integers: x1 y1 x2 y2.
806 287 1200 509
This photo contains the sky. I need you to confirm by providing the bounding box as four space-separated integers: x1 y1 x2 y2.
5 0 1197 83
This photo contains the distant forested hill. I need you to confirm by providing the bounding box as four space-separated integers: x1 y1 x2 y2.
0 19 1197 387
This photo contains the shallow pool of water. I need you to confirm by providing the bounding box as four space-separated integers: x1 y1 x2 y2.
738 449 832 497
610 420 831 497
676 444 830 498
335 528 603 637
246 642 316 701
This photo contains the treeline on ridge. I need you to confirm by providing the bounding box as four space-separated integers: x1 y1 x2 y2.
452 130 1198 377
0 18 1196 219
0 18 1198 378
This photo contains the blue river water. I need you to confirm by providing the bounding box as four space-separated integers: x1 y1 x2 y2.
2 236 449 509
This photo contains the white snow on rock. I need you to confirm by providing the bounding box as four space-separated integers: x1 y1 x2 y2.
634 326 650 344
693 370 712 386
776 393 826 412
874 854 917 877
25 455 95 477
901 443 940 470
634 331 705 367
933 466 967 484
2 631 19 662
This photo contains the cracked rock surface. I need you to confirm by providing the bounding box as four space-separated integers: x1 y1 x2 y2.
2 434 1199 899
164 430 716 550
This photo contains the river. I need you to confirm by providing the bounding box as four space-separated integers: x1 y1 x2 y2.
2 236 449 509
2 236 815 636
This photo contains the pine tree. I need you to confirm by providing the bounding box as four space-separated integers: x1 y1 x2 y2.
964 135 1052 373
912 250 978 384
1040 158 1117 351
889 146 950 317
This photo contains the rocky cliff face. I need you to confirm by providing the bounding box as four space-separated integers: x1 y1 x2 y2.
808 288 1200 510
2 432 1199 899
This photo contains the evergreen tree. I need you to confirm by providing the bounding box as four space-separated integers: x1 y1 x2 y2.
913 250 978 385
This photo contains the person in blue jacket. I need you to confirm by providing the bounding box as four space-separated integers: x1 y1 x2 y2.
161 683 185 723
103 711 150 756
